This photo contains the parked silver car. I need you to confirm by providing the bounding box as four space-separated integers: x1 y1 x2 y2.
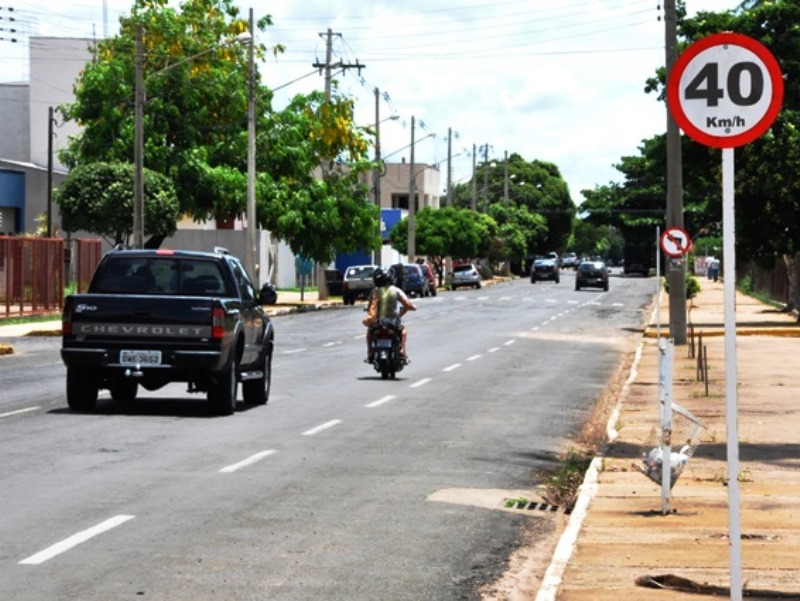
341 264 377 305
450 263 482 290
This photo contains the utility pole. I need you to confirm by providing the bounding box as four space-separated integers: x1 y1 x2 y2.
374 87 382 266
446 127 453 206
133 24 144 249
408 116 416 262
481 143 491 211
245 8 257 282
471 143 477 211
312 28 365 299
47 106 54 237
665 0 687 344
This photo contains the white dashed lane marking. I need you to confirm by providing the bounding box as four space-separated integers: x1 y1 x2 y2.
302 420 342 436
366 395 396 408
20 515 135 565
219 450 277 473
0 407 39 419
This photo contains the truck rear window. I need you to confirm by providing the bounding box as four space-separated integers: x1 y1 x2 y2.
90 258 230 296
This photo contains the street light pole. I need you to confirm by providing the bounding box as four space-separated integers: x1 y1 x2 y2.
408 116 416 262
503 150 508 207
471 143 477 211
245 8 257 282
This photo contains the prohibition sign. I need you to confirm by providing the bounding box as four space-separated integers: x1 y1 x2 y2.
667 32 783 148
660 227 692 258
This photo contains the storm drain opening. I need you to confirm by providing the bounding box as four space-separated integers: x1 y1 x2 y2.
509 500 565 514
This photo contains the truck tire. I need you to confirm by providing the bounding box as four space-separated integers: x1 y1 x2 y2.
66 367 98 411
243 349 272 406
208 358 237 416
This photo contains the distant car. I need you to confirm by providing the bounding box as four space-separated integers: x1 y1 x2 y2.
450 263 482 290
530 258 560 283
560 252 579 269
419 263 437 297
575 260 609 291
401 263 429 298
341 264 377 305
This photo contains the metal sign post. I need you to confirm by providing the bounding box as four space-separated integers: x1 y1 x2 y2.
658 338 674 514
668 32 783 601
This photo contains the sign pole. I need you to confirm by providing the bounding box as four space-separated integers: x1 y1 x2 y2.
667 33 782 598
659 338 673 514
722 147 742 600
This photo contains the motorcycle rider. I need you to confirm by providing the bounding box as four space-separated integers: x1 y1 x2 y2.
365 267 416 363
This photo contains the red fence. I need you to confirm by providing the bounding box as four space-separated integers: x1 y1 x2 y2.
0 237 103 319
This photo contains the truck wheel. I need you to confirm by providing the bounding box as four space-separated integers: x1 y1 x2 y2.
66 367 98 411
111 379 138 402
208 358 238 416
243 349 272 406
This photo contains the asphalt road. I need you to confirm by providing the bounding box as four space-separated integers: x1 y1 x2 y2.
0 271 656 600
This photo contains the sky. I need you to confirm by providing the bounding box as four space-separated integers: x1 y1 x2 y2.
0 0 740 204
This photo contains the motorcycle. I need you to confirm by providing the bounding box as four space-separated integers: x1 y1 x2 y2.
369 318 406 379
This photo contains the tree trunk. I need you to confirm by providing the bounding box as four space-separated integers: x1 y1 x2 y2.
783 252 799 320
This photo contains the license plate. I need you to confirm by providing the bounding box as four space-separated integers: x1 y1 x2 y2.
375 339 393 348
120 350 162 366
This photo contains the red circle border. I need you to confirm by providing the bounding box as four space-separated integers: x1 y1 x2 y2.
667 32 784 148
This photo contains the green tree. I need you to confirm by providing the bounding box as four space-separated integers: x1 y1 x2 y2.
258 90 380 262
669 1 800 311
55 162 180 246
450 153 575 253
388 206 495 279
487 203 548 269
59 0 378 263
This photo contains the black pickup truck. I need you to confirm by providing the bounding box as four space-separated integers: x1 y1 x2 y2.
61 247 277 416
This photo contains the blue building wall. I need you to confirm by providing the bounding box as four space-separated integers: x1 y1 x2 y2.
0 169 25 232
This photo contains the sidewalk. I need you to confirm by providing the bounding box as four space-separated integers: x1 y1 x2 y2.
549 279 800 599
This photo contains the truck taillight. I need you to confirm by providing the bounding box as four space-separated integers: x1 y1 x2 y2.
212 306 225 340
62 303 72 335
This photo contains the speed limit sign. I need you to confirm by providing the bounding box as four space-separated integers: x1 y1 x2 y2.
667 32 783 148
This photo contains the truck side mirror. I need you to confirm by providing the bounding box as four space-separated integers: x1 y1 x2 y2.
258 283 277 305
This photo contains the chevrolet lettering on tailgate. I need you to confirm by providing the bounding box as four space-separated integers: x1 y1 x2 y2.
74 323 210 337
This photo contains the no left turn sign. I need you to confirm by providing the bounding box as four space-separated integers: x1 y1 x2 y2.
661 227 693 258
667 32 783 148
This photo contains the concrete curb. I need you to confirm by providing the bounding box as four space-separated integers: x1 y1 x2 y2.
534 338 647 601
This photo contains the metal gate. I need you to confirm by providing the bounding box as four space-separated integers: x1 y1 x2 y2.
0 237 102 319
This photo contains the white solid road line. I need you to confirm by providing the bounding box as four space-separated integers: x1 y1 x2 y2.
219 449 277 473
302 419 341 436
19 515 135 565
